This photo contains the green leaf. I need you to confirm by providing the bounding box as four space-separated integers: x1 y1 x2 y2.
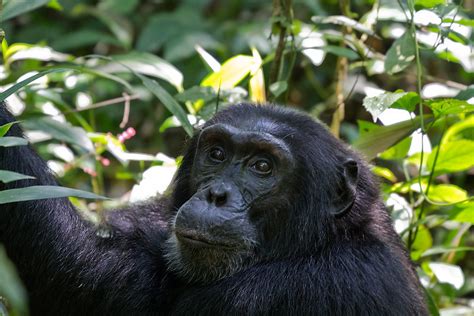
0 245 28 316
0 170 35 183
0 68 71 102
201 55 255 90
354 115 432 160
443 116 474 143
426 99 474 117
0 186 107 204
423 287 439 316
415 0 446 8
427 140 474 173
175 86 216 103
455 85 474 100
0 137 28 147
104 52 184 90
22 117 94 152
421 246 474 257
379 136 412 160
450 202 474 224
372 166 397 182
362 91 419 121
428 184 468 203
0 121 18 137
52 29 121 51
412 225 433 253
137 74 193 136
311 15 377 37
3 0 50 21
357 120 379 136
269 81 288 98
322 46 359 60
384 30 416 75
75 5 132 48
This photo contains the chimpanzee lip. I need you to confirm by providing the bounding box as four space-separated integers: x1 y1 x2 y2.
175 230 234 249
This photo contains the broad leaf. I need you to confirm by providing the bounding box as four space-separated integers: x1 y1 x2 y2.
428 184 468 203
362 91 419 121
201 55 255 90
384 30 416 75
427 140 474 173
0 186 107 204
427 99 474 117
450 202 474 224
354 115 431 160
379 136 412 160
269 81 288 98
0 170 35 183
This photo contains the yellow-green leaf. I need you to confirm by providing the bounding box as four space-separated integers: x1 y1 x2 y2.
201 55 255 90
428 184 468 203
428 140 474 173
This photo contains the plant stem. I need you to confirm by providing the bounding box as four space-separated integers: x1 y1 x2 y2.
330 0 351 138
268 0 293 101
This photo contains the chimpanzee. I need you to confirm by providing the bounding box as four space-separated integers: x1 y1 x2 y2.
0 102 427 315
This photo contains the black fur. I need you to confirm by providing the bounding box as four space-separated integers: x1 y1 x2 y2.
0 102 427 315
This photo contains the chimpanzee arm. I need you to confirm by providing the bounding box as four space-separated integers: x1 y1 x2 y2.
0 103 167 315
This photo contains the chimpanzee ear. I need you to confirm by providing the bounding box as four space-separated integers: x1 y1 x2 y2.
331 158 358 217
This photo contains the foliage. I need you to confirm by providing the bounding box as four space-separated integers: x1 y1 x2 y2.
0 0 473 314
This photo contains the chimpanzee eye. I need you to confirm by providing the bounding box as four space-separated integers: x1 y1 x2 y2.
209 147 226 162
252 159 272 175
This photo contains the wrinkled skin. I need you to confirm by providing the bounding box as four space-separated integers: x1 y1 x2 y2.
165 123 298 282
0 102 428 315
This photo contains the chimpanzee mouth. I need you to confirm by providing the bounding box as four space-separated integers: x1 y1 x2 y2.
175 230 235 249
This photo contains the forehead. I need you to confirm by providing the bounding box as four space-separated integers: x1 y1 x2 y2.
199 122 293 159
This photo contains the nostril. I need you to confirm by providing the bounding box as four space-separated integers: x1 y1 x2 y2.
214 194 227 207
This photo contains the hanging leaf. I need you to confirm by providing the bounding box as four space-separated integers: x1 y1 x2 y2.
354 115 432 160
137 74 193 136
22 117 94 153
0 137 28 147
100 52 184 90
0 170 35 183
0 68 71 102
249 48 266 103
0 186 107 204
384 30 416 75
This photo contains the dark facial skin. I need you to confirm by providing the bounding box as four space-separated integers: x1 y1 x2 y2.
165 123 295 283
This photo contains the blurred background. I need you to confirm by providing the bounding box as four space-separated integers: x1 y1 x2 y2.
0 0 473 315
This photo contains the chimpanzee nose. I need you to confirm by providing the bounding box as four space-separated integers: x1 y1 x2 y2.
207 183 230 207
